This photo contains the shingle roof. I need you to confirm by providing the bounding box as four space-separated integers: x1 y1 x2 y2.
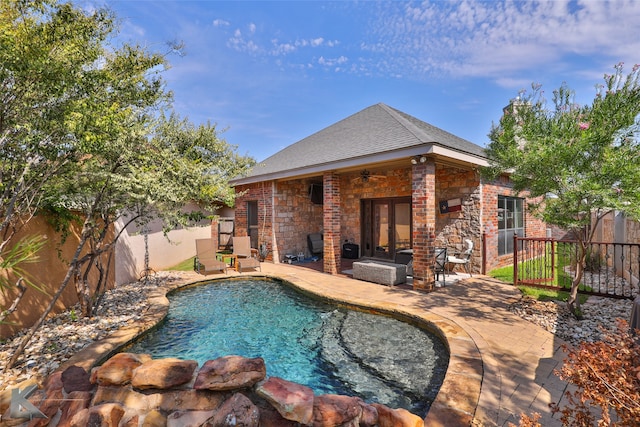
235 103 486 183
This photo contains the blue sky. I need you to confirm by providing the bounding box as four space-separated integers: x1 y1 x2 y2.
91 1 640 162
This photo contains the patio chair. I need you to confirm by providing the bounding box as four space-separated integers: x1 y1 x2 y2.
195 238 227 275
432 247 447 286
307 233 323 258
232 236 261 272
447 239 473 276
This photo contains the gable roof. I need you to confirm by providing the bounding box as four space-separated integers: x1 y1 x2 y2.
232 103 487 184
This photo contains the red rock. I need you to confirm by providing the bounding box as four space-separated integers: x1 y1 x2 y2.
142 409 166 427
156 389 228 412
312 394 363 427
166 409 216 427
61 365 93 393
93 353 152 386
194 356 266 391
121 414 140 426
255 377 314 425
92 385 152 411
58 391 92 427
257 404 299 427
43 371 63 394
359 402 379 426
371 403 425 427
86 403 125 427
204 393 260 427
132 358 198 390
69 408 89 427
26 386 63 427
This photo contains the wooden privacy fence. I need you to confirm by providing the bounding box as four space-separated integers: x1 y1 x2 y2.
513 235 639 299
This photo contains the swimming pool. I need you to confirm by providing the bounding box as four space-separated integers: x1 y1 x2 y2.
127 278 448 415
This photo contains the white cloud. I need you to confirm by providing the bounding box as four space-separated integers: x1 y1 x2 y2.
362 0 640 84
213 19 230 27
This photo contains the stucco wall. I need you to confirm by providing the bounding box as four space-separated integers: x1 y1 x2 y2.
0 215 114 339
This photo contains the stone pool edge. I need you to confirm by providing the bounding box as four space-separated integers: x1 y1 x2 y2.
58 272 482 426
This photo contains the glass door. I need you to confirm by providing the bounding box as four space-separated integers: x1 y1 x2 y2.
361 197 411 259
373 201 390 259
394 202 411 253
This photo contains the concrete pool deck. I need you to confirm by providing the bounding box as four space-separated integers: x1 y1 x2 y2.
253 262 570 427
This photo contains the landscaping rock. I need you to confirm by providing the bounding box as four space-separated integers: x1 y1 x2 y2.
372 403 424 427
204 392 260 427
142 409 166 427
132 358 198 390
92 352 152 386
61 365 93 393
194 355 266 391
86 403 126 427
166 409 216 427
312 394 364 427
255 377 314 425
58 391 92 427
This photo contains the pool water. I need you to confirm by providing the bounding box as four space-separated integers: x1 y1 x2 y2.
127 278 448 415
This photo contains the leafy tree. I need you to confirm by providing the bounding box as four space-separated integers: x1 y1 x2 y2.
0 0 114 321
2 0 254 369
484 63 640 317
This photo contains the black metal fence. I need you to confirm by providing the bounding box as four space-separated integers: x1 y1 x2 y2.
513 235 639 299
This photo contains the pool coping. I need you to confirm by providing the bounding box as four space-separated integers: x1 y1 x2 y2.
58 271 481 426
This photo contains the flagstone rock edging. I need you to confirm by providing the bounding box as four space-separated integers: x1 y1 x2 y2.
7 353 425 427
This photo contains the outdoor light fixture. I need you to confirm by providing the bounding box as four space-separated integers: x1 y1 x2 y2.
411 155 427 165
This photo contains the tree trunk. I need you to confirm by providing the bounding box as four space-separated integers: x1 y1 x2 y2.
567 242 586 319
6 232 88 370
0 279 27 323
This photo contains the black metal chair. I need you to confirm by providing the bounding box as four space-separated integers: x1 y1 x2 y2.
433 247 447 286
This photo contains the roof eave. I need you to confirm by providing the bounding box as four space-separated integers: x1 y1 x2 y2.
231 144 489 186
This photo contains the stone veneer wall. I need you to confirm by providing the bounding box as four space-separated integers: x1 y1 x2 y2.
273 180 324 261
2 354 423 427
434 166 482 274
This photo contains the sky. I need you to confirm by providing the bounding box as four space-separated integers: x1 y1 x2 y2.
88 0 640 162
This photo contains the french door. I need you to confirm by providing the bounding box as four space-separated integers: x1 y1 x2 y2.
361 197 411 259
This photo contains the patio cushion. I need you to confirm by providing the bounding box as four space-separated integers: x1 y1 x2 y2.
352 260 407 286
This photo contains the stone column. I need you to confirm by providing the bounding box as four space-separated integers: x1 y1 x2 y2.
411 160 436 291
323 171 341 275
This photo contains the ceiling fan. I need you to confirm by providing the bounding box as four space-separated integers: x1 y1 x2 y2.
352 169 386 183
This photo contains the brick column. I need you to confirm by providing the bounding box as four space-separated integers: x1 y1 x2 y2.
412 161 436 291
323 171 341 275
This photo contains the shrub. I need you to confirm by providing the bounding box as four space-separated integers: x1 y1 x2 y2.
550 319 640 426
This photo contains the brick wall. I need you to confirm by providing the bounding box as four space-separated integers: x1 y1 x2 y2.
481 175 548 272
339 167 412 246
234 183 274 260
323 172 341 275
411 161 436 291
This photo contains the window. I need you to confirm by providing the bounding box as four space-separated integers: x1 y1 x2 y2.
498 196 524 255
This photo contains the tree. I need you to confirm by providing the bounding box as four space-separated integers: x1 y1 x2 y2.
1 0 116 321
484 63 640 317
2 0 254 369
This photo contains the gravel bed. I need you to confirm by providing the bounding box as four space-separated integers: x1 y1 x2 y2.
508 295 634 347
0 272 184 390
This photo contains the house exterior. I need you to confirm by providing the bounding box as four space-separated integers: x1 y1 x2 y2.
229 103 547 291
